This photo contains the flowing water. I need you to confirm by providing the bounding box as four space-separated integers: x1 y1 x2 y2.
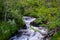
23 16 36 29
9 16 48 40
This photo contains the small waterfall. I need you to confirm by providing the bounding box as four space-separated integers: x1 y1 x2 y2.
23 16 36 29
9 16 48 40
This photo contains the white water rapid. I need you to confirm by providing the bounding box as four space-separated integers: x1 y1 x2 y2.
9 16 48 40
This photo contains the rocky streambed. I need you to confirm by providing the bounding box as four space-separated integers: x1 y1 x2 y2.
9 26 48 40
9 16 53 40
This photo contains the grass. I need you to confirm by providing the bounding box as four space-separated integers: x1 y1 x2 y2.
52 31 60 40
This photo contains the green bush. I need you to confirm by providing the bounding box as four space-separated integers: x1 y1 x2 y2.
0 20 18 40
17 0 60 29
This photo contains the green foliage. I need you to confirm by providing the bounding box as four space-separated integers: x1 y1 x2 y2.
0 0 60 40
8 0 25 28
0 0 25 39
17 0 60 29
0 20 18 40
2 0 60 29
52 31 60 40
0 0 5 20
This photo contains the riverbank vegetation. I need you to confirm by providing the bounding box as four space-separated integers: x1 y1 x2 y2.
0 0 60 40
